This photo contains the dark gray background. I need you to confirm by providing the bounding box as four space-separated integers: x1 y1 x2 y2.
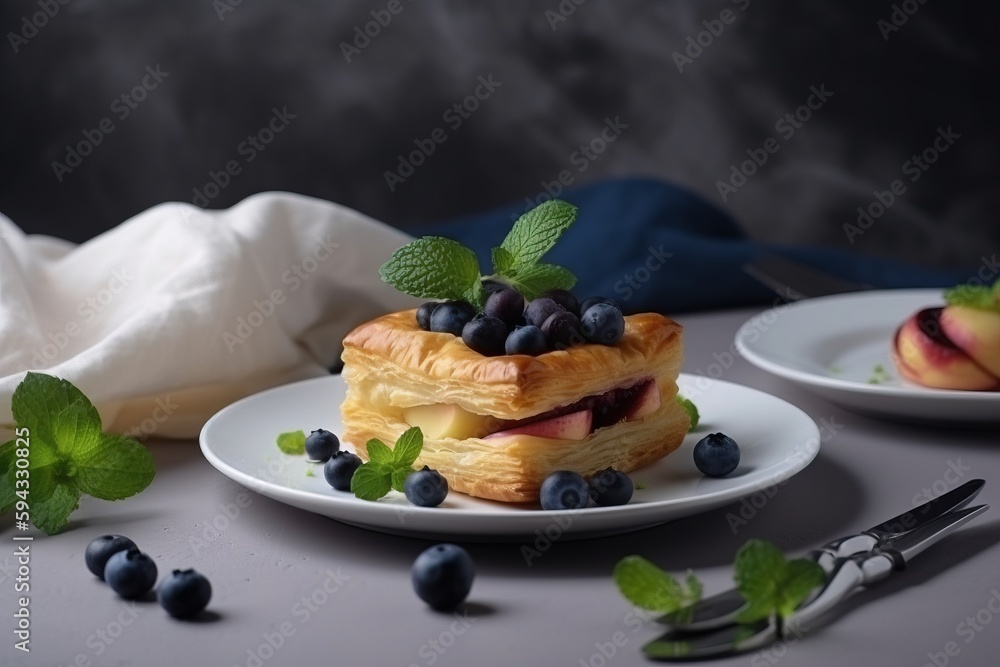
1 0 996 268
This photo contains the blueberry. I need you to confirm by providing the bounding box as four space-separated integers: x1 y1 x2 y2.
580 303 625 345
85 534 137 580
524 297 564 328
588 468 634 506
542 289 580 316
412 544 475 611
104 548 158 599
693 433 741 477
505 325 548 356
580 296 618 315
324 451 363 491
157 569 212 619
416 302 440 330
539 471 590 510
305 429 340 461
430 301 475 336
461 314 507 356
404 466 449 507
541 310 584 350
481 279 509 296
483 288 525 326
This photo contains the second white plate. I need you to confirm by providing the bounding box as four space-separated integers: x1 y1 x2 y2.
735 289 1000 426
199 374 820 540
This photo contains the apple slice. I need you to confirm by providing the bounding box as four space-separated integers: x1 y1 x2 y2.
939 305 1000 378
403 404 490 440
483 409 593 441
624 381 661 420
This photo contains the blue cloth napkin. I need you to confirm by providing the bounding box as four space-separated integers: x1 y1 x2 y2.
419 178 974 313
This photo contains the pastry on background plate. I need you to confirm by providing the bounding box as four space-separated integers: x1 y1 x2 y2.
339 199 690 502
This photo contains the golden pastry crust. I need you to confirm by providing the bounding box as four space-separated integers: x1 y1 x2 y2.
341 309 683 420
340 309 688 503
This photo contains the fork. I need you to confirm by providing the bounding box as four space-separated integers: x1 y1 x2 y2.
743 254 872 302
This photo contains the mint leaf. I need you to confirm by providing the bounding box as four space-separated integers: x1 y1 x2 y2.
392 427 423 467
491 247 515 275
944 282 999 312
500 200 578 269
505 263 577 301
276 430 306 455
391 466 412 494
614 556 702 613
350 463 392 501
7 373 156 534
12 372 101 460
365 438 393 465
31 485 81 535
0 441 16 514
379 237 485 308
734 539 825 622
675 396 699 431
73 435 156 501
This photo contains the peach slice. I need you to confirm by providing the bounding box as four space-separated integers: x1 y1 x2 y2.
483 409 593 441
892 308 999 390
403 404 491 440
939 305 1000 378
623 381 661 420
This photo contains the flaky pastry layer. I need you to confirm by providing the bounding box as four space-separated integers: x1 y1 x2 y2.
339 310 688 502
341 310 684 420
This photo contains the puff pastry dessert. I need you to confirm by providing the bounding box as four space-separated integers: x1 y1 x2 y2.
341 309 689 502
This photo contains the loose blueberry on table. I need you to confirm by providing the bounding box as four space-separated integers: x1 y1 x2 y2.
412 544 475 611
158 569 212 619
404 466 449 507
304 428 340 461
104 548 158 599
324 450 363 491
693 432 741 477
85 534 137 580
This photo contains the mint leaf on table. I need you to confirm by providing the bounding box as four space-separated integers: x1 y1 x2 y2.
350 428 426 501
613 555 703 613
733 539 825 623
276 430 306 455
497 199 578 270
1 372 156 534
944 279 1000 312
675 396 700 431
379 237 485 309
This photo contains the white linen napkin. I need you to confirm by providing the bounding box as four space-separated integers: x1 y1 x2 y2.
0 192 421 441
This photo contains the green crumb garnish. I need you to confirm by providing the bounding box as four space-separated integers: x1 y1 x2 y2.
305 468 315 477
675 396 700 431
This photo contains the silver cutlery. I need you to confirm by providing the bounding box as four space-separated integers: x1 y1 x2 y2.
743 254 871 301
660 478 986 633
644 502 989 660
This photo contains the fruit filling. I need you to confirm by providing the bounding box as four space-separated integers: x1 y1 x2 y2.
403 379 660 441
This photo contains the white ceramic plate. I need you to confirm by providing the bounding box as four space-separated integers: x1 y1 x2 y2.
735 289 1000 426
199 374 820 540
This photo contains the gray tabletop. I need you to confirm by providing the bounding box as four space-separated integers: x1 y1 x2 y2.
6 306 1000 667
